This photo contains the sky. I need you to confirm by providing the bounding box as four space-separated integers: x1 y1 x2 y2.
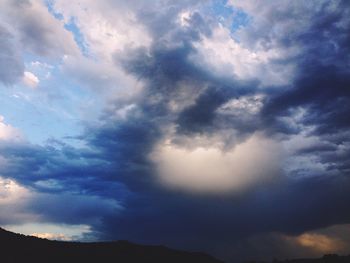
0 0 350 262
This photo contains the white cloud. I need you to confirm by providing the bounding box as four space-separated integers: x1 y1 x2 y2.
196 0 335 87
53 0 152 60
288 233 346 254
150 133 283 193
0 177 39 225
0 115 22 141
226 0 312 47
0 177 31 203
226 1 338 60
191 24 295 86
4 222 92 241
178 10 193 27
0 175 120 236
23 71 39 88
45 1 151 103
217 94 264 116
62 55 140 92
31 232 71 241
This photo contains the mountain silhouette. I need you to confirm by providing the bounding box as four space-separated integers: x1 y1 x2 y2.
0 227 223 263
1 227 349 263
245 254 350 263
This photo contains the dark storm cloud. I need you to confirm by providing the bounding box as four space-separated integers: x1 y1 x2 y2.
261 0 350 135
100 0 350 260
177 86 232 133
258 0 350 183
83 116 163 193
0 138 128 228
262 66 350 134
96 175 350 262
84 1 350 259
121 41 259 137
1 0 350 262
0 1 259 248
0 139 127 197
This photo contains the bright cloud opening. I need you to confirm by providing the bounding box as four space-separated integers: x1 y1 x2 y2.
151 133 283 193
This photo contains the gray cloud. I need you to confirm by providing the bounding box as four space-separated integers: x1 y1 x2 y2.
0 24 24 85
0 0 78 86
0 0 78 57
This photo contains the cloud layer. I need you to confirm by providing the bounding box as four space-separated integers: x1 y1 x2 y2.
0 0 349 262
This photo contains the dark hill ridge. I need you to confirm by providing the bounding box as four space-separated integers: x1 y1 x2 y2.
1 228 349 263
0 227 223 263
245 254 350 263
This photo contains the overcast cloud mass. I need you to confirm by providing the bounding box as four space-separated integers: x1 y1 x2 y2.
0 0 350 262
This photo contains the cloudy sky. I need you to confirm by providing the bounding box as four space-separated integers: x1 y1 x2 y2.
1 0 350 262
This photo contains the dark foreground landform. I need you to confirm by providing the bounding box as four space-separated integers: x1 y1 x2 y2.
245 254 350 263
0 227 223 263
1 227 349 263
